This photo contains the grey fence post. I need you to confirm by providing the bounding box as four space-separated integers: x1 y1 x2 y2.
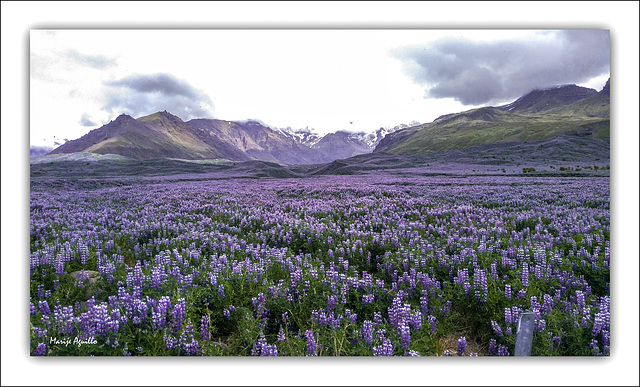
514 311 537 356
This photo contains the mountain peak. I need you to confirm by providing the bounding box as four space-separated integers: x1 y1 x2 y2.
498 84 597 113
600 78 610 95
137 110 185 123
113 113 135 122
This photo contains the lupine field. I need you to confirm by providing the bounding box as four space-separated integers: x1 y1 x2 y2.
29 174 610 356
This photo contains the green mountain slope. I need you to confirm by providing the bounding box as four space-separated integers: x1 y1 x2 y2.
376 81 610 155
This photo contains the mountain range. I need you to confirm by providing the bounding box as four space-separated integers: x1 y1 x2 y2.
47 112 410 165
44 79 609 166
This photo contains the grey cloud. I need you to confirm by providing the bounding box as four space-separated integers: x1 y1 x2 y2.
80 113 97 127
102 73 214 120
66 49 116 69
393 30 610 106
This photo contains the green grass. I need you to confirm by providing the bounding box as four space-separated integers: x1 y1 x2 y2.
388 113 609 155
385 91 609 155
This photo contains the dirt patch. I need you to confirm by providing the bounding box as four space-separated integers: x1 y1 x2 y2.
438 332 488 356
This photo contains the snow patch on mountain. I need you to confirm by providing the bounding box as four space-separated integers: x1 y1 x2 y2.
278 121 419 151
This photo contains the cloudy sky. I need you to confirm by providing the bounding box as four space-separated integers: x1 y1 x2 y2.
30 29 610 149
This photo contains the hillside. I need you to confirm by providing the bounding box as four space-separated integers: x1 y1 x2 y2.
49 112 228 160
376 81 610 155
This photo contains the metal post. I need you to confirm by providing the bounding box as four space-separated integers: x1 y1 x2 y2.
514 312 536 356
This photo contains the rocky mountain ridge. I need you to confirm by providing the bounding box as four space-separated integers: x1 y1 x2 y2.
47 111 411 165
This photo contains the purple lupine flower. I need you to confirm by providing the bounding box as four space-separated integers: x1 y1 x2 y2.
40 315 51 330
78 271 91 289
33 327 47 339
151 264 164 290
253 335 278 357
164 334 178 350
38 300 51 316
589 339 600 355
53 304 76 336
37 284 45 300
456 337 467 356
361 320 374 347
517 289 527 300
277 327 286 342
152 311 164 332
217 284 225 299
54 254 64 276
108 309 120 334
497 344 509 356
427 315 438 334
490 261 498 280
373 337 394 356
419 290 429 317
33 343 47 356
406 350 420 356
77 311 94 339
463 282 471 295
399 323 411 350
575 290 585 310
442 300 452 317
261 342 278 356
473 269 488 302
601 331 610 347
30 302 37 315
344 309 357 324
530 296 541 313
158 296 171 318
373 311 383 327
488 338 497 355
504 284 511 299
536 319 546 332
491 321 503 337
511 306 521 323
505 307 513 325
305 330 317 356
180 320 200 356
132 261 144 287
552 335 562 349
93 303 109 335
172 298 186 332
409 311 421 331
252 293 268 319
200 315 210 341
542 293 554 314
327 295 336 311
